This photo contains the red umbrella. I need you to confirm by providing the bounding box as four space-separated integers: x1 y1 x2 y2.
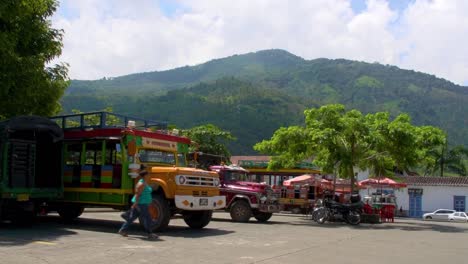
358 177 407 188
283 174 318 186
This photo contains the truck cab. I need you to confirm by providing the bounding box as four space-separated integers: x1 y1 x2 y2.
209 164 281 222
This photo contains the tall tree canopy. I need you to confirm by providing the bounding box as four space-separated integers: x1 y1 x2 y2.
0 0 68 119
182 124 236 159
424 142 468 176
254 104 446 190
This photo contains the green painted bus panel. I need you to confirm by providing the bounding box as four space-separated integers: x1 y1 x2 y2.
100 193 125 204
64 191 127 205
120 138 133 190
125 135 142 147
177 143 189 154
1 187 62 199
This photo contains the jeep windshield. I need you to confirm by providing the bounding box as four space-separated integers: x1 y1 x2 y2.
138 149 176 165
225 171 249 181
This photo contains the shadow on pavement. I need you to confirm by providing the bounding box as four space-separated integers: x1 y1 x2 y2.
212 214 468 233
0 215 234 246
0 217 77 247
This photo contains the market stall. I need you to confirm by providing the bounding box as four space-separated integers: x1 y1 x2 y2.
278 174 323 214
359 177 407 222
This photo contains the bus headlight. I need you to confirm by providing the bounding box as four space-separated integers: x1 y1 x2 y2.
213 178 220 187
177 175 186 185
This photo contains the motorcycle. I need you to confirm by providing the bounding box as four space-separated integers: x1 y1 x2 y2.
313 194 363 225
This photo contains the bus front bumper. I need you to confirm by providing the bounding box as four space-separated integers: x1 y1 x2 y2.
175 195 226 210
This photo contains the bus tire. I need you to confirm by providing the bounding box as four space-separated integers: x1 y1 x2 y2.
183 210 212 229
57 205 84 222
141 194 170 232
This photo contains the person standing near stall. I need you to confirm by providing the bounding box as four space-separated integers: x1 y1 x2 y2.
118 170 158 239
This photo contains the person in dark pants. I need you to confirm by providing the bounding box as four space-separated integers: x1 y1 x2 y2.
118 170 158 239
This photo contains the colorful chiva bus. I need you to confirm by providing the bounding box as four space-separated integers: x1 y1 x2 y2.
0 116 63 223
50 112 224 231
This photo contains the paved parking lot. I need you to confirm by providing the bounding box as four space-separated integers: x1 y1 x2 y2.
1 210 467 264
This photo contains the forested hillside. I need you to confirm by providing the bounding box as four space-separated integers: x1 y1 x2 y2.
62 49 468 154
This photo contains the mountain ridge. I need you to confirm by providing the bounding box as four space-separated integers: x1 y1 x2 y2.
63 49 468 154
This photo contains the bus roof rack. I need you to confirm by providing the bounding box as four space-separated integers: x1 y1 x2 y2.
50 111 168 131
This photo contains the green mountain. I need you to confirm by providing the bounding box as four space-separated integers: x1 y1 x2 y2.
63 49 468 154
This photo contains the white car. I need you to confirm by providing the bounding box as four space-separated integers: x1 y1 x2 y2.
422 209 456 220
448 212 468 222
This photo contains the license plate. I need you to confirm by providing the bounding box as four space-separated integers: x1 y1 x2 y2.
199 198 208 206
17 194 30 201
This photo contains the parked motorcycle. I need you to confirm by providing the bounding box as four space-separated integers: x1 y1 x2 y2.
313 194 363 225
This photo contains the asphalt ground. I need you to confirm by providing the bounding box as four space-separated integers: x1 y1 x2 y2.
1 210 467 264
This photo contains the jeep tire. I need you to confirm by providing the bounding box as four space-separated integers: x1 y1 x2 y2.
183 210 212 229
253 211 273 222
230 200 252 222
141 194 171 232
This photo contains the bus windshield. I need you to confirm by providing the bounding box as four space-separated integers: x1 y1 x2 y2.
138 149 176 165
225 171 249 181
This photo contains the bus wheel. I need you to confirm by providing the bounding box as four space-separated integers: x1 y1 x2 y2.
183 210 212 229
57 205 84 222
141 195 170 232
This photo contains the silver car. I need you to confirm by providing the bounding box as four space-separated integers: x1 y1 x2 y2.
448 212 468 222
422 209 456 220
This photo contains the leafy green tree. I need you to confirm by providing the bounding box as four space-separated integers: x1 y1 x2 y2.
0 0 68 119
254 104 446 191
182 124 236 160
363 112 445 177
424 143 468 176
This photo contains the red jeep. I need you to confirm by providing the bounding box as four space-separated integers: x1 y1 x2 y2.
209 164 281 222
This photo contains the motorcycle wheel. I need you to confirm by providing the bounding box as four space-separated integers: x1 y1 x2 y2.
315 208 328 224
346 210 361 225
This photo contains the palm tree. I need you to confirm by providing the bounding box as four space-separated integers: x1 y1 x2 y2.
426 142 468 176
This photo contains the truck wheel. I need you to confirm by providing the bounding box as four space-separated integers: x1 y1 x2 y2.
253 212 272 222
57 205 84 222
141 195 170 232
183 210 212 229
9 202 37 225
230 200 252 222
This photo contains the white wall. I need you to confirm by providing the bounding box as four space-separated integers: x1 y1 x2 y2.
411 185 467 213
360 185 468 214
355 169 370 181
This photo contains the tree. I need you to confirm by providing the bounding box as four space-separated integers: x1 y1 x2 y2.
363 112 445 177
182 124 236 160
254 104 446 191
0 0 68 119
424 143 468 176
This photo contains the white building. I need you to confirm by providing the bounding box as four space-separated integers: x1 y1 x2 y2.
359 176 468 217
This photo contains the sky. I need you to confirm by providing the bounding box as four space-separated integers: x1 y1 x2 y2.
52 0 468 86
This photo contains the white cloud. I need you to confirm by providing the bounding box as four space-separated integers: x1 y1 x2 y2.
398 0 468 85
51 0 468 85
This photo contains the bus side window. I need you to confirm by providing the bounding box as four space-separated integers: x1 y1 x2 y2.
105 142 122 165
85 142 102 165
65 143 82 187
105 141 122 188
